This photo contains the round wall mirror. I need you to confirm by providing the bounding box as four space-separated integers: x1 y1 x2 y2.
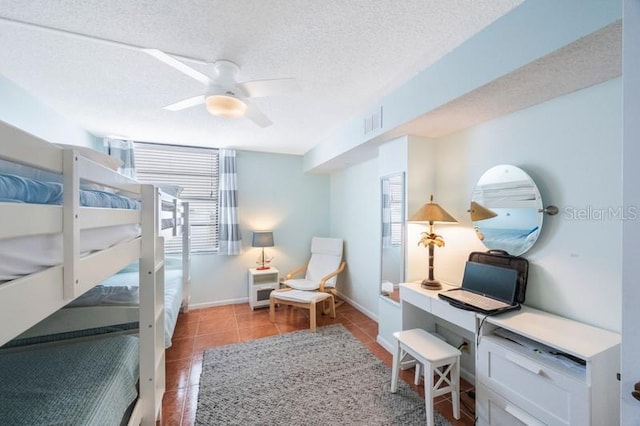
470 165 543 256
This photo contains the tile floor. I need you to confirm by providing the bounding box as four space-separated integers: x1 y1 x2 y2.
162 302 476 425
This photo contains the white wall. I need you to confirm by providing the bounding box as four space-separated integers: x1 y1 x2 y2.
329 157 379 319
190 150 331 307
430 78 622 332
0 74 99 148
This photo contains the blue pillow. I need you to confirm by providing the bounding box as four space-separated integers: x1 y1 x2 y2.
0 172 140 209
0 173 63 204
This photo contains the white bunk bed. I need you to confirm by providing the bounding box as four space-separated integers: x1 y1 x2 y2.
0 121 176 425
8 199 191 349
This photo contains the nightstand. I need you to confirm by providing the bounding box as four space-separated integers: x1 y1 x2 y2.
248 267 279 310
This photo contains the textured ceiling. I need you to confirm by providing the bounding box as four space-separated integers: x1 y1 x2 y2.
0 0 524 154
311 20 622 173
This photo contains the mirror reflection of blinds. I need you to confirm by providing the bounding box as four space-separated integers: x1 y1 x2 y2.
134 142 219 253
473 179 538 208
389 180 403 246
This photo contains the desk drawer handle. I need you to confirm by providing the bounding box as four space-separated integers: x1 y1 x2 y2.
505 404 544 426
505 352 542 375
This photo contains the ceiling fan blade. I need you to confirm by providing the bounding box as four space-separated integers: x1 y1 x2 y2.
237 78 300 98
144 48 212 86
243 100 273 128
163 95 205 111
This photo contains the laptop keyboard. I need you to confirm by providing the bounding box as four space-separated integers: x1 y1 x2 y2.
446 289 510 311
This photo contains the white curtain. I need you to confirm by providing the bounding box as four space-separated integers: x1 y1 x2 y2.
104 138 136 179
218 149 242 255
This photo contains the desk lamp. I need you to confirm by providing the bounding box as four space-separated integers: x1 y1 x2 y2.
409 195 457 290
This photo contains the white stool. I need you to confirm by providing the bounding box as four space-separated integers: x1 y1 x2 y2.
391 328 461 426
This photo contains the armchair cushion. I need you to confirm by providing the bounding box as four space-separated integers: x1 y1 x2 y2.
284 279 321 291
305 237 343 287
310 237 343 256
271 289 332 303
283 237 344 291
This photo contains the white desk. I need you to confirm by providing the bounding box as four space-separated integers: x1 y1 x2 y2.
399 281 621 425
401 281 476 334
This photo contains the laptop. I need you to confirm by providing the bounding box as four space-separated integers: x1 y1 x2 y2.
438 261 521 315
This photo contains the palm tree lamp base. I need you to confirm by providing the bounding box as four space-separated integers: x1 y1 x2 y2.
421 279 442 290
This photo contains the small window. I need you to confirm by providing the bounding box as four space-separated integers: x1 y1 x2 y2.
134 142 219 253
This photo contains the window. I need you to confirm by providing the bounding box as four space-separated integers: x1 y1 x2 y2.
134 142 219 253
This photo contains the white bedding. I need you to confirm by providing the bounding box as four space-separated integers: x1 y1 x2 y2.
0 224 140 282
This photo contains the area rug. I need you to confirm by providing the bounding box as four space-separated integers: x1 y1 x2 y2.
195 324 451 425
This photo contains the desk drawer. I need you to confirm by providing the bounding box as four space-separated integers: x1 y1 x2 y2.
430 297 475 332
477 383 543 426
400 285 431 311
477 336 588 425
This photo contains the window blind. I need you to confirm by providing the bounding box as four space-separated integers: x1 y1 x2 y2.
389 179 403 246
134 142 219 253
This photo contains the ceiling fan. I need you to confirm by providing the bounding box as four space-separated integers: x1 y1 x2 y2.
145 49 299 127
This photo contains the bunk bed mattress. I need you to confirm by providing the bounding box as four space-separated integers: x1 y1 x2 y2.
0 225 141 282
67 268 184 347
0 335 139 425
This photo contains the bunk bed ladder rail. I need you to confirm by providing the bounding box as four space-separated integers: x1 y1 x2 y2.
60 144 141 301
133 184 166 426
182 201 191 312
62 149 80 300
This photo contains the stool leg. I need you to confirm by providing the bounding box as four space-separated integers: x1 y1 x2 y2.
451 357 461 420
391 342 402 393
414 363 421 385
424 361 435 426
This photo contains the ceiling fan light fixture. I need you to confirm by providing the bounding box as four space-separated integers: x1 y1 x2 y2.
205 94 247 118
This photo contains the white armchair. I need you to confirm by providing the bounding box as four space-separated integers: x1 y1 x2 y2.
284 237 345 292
269 237 346 331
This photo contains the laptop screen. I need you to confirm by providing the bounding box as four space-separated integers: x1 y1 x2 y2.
461 261 519 303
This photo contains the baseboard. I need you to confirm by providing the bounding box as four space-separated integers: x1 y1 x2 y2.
189 292 376 319
189 297 248 310
460 368 474 386
376 335 395 353
335 291 378 322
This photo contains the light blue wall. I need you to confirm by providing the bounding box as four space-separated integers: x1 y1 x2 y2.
190 150 330 307
434 78 622 332
0 74 99 148
318 0 623 332
329 157 379 318
328 79 622 331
